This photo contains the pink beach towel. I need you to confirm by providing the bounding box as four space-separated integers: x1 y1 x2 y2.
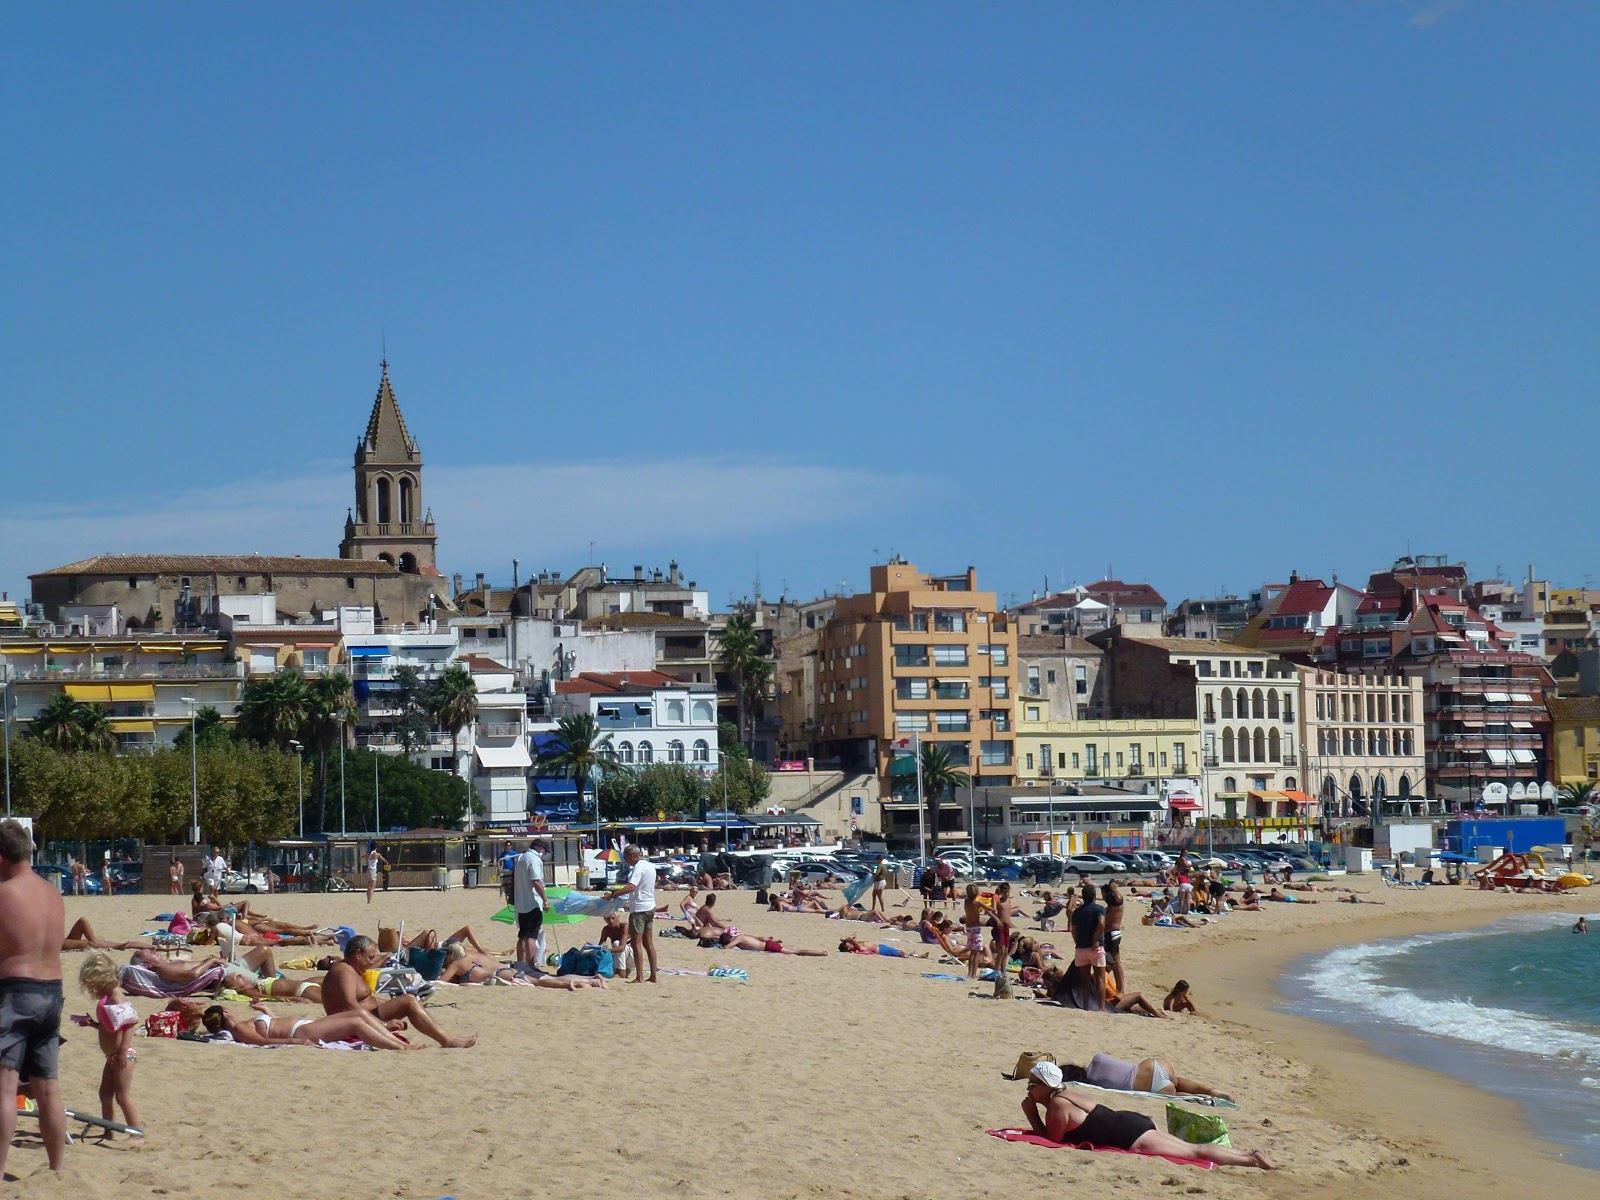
985 1128 1215 1169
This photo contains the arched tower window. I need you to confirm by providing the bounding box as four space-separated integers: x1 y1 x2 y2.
376 476 392 524
399 477 414 524
399 553 417 575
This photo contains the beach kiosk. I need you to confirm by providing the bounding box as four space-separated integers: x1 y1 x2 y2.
323 829 467 890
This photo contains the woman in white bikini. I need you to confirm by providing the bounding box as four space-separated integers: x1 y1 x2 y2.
200 1003 414 1049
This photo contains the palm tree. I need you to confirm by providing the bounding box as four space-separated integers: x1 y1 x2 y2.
717 613 771 751
236 669 310 751
30 693 89 750
428 662 478 801
1560 781 1597 808
75 702 116 753
302 672 356 831
534 713 621 826
918 742 971 860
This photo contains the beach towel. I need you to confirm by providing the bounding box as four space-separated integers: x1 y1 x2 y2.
921 972 968 981
707 967 749 983
985 1128 1215 1168
1069 1082 1238 1109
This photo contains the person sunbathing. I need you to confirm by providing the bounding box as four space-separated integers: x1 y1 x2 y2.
189 879 259 919
716 933 827 956
407 925 498 955
1020 1062 1274 1167
836 935 928 958
689 893 737 940
769 894 828 914
1055 1052 1233 1101
438 943 608 988
62 917 154 951
1339 894 1384 904
1141 898 1208 928
679 886 703 921
1037 964 1170 1018
119 949 268 1000
323 937 477 1048
1234 887 1263 911
200 1003 414 1050
1009 935 1060 972
929 915 989 966
1265 888 1316 904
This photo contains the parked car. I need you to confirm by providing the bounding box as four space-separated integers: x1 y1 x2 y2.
220 869 269 894
34 864 103 896
782 860 862 886
1065 852 1127 874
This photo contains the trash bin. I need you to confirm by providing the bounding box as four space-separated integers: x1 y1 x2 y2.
464 868 478 889
432 866 450 890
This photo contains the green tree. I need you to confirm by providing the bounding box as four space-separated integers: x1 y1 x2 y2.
301 672 356 833
534 713 622 824
236 669 310 751
427 663 478 787
708 727 771 812
27 695 114 752
915 741 970 858
599 762 704 822
336 748 471 832
173 705 230 749
716 613 772 751
390 664 432 754
74 703 116 753
1560 781 1597 808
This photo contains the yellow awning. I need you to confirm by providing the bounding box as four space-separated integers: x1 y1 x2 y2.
112 720 155 733
64 684 113 702
1 645 42 655
105 683 156 700
135 645 184 653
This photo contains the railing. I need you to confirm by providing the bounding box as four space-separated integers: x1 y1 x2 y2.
1202 714 1216 724
1126 764 1144 777
10 663 243 681
477 722 521 738
659 644 708 660
358 731 454 749
1281 753 1298 766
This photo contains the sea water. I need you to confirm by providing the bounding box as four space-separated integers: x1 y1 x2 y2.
1282 912 1600 1169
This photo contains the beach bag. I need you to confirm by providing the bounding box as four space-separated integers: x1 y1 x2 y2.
378 926 400 953
406 946 447 981
1166 1103 1230 1146
145 1010 184 1039
168 912 193 937
558 946 603 977
754 888 770 906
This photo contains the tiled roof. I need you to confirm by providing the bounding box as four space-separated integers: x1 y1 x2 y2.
554 670 694 695
581 611 706 630
1016 633 1101 656
32 555 396 578
1125 635 1266 657
1547 696 1600 722
1271 580 1334 617
1083 580 1168 607
459 654 509 673
363 362 416 455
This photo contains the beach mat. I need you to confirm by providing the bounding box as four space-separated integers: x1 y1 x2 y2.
986 1128 1215 1168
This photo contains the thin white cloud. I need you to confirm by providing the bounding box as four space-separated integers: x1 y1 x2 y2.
1409 0 1467 29
0 458 925 591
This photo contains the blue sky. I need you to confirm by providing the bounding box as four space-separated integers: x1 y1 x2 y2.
4 2 1597 611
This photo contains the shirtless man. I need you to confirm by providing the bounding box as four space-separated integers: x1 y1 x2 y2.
1101 879 1126 994
322 936 477 1048
0 819 67 1177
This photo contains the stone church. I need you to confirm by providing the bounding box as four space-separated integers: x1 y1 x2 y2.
30 364 455 629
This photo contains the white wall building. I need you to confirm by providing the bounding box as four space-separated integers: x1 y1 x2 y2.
550 670 720 775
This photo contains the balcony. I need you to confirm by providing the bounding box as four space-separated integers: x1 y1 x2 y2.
359 731 454 749
477 721 521 738
1203 754 1220 767
1126 764 1145 777
11 663 243 682
1281 753 1298 767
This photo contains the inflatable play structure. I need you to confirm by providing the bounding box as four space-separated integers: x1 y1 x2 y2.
1472 850 1593 892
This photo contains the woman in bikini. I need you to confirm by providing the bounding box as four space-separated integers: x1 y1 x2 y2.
1054 1052 1233 1102
1021 1062 1272 1167
436 943 609 989
62 918 155 952
200 1003 414 1050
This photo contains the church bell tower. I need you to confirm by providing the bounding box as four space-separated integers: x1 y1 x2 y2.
339 361 438 574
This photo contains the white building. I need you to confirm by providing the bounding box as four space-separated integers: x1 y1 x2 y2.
458 653 532 825
550 670 720 774
347 621 460 771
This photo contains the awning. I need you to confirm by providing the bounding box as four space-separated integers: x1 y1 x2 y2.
64 684 112 702
475 744 532 770
349 646 390 658
1484 691 1511 703
1281 790 1317 806
1512 749 1538 764
135 645 184 653
1510 721 1534 730
105 683 155 700
113 720 155 733
1486 749 1512 764
295 642 336 650
1511 692 1533 703
1253 790 1289 801
0 646 42 654
1168 797 1201 812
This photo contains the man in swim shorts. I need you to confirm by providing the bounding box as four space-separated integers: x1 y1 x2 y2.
0 819 67 1177
1068 882 1106 1011
1101 879 1125 994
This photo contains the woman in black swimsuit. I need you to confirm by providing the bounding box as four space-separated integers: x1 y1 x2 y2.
1021 1062 1276 1168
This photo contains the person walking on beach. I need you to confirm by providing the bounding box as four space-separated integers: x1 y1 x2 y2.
365 843 388 905
871 856 893 915
169 857 184 896
607 845 658 984
512 840 548 968
70 857 86 897
963 884 985 982
203 846 228 901
0 818 68 1178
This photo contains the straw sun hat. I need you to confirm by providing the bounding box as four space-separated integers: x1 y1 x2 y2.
1001 1051 1057 1081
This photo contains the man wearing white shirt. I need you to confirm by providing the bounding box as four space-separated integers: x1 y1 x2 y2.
511 840 548 967
203 847 228 900
606 845 658 984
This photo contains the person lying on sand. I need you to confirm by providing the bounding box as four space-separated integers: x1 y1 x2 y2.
1020 1062 1274 1167
716 933 827 956
1339 894 1384 904
1054 1051 1233 1102
406 925 499 955
323 937 477 1048
440 944 608 988
837 936 928 958
201 1002 414 1050
1036 965 1170 1018
689 893 737 939
62 917 155 951
1265 888 1316 904
1141 898 1211 928
769 893 829 914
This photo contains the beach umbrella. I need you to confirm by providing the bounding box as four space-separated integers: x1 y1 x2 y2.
490 886 591 926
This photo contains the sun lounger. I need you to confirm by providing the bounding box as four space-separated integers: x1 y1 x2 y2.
1380 868 1423 890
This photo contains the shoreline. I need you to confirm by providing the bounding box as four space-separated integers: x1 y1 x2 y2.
1153 883 1598 1192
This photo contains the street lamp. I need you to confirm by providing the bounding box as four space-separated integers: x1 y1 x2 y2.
289 739 304 838
337 715 348 837
2 668 12 818
181 697 200 844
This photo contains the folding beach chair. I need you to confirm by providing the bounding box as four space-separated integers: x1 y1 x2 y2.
1380 867 1423 890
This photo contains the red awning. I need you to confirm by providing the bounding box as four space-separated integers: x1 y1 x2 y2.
1168 796 1201 812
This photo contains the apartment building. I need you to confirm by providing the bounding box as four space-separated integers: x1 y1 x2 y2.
1089 629 1308 822
1298 668 1426 816
814 561 1016 844
548 670 720 775
1547 696 1600 785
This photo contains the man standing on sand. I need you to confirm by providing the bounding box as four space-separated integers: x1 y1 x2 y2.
870 856 893 915
1101 878 1125 996
322 936 476 1047
169 857 184 895
1069 882 1107 1012
203 846 228 900
512 840 549 968
0 819 68 1178
606 846 658 984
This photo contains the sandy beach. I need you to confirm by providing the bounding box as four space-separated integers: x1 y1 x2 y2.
5 872 1596 1198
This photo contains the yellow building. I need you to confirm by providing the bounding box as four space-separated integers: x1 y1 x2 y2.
1013 706 1200 787
1547 696 1600 785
